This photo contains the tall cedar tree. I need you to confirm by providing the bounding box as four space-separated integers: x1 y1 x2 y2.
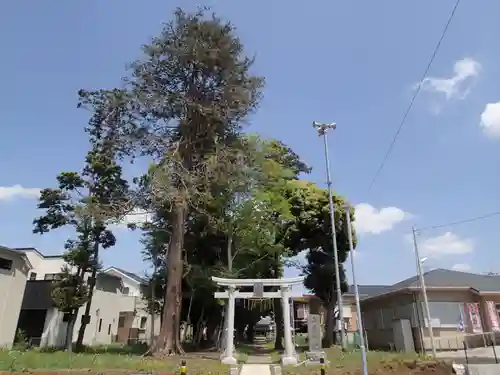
33 142 128 350
78 8 263 354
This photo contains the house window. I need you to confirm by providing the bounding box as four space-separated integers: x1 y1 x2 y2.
108 324 111 335
44 273 62 281
0 257 13 271
423 302 465 328
118 316 126 328
29 272 37 280
140 317 147 329
98 319 102 333
122 287 130 295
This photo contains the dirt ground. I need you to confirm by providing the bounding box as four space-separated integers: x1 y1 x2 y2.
281 361 454 374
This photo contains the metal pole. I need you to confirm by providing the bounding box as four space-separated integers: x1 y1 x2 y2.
313 121 346 350
412 227 436 358
345 204 368 375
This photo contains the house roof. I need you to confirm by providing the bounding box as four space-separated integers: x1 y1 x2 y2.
104 266 148 285
0 245 33 269
346 285 389 298
362 268 500 302
13 247 64 259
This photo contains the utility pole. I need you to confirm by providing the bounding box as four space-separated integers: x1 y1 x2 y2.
345 204 368 375
312 121 346 350
412 227 436 358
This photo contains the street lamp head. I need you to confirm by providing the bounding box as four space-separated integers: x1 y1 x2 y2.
312 121 337 136
312 121 337 129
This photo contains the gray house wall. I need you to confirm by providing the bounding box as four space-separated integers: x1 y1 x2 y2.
0 248 30 348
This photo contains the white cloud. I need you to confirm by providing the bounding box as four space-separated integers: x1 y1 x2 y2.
112 209 152 229
420 58 480 100
354 203 409 235
480 102 500 138
419 232 474 258
452 263 471 272
0 185 40 201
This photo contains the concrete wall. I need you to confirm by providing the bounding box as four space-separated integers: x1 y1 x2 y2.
22 250 68 280
71 273 124 345
0 249 30 348
103 268 160 341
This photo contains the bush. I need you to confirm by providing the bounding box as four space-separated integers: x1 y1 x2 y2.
13 329 30 351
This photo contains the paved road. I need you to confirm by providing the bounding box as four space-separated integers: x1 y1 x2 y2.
240 364 271 375
436 346 500 361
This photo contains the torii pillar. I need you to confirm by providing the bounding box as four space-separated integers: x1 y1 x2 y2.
212 276 305 366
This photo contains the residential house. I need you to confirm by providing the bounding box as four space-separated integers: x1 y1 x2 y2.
14 248 130 347
102 267 160 344
0 246 31 348
343 285 388 337
292 288 390 343
360 268 500 352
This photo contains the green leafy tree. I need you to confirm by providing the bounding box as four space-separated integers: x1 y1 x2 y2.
51 264 88 352
33 141 128 350
78 7 263 354
282 180 356 347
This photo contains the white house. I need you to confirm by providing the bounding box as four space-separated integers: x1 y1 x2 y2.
103 267 160 344
0 246 31 348
15 248 130 347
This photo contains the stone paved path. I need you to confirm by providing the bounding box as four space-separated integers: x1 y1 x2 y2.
240 364 271 375
246 354 273 364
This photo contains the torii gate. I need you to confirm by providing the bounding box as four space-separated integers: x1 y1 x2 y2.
212 276 305 365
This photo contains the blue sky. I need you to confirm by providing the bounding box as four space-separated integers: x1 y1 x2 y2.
1 1 500 286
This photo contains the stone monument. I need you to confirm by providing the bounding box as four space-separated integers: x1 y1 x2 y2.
306 314 325 364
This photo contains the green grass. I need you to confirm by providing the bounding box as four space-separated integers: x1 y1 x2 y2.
0 347 229 374
283 347 430 374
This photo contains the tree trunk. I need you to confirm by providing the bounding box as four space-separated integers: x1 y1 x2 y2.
194 307 205 346
181 292 194 343
160 290 166 327
75 240 99 351
235 321 245 343
323 298 334 348
274 298 284 350
156 200 186 355
220 225 233 352
65 313 77 352
206 320 218 347
246 322 256 343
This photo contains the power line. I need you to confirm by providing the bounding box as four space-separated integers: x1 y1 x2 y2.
417 211 500 232
367 0 462 192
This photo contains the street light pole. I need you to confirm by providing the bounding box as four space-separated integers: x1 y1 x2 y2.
345 204 368 375
412 227 436 358
312 121 346 350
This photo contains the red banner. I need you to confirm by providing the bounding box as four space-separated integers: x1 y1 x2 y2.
466 303 483 333
485 301 500 332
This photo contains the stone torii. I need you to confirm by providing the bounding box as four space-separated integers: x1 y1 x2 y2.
212 276 305 365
